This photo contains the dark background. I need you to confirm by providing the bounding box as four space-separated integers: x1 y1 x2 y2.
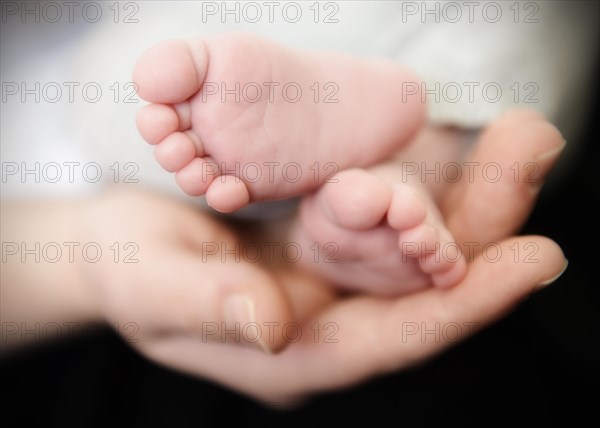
2 32 599 428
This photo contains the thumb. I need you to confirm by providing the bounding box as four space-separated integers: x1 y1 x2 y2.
444 110 565 247
141 246 294 354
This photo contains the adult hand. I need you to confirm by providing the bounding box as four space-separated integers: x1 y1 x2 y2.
1 188 294 353
131 110 566 404
3 110 565 405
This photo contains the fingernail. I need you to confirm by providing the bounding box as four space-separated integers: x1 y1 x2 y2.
529 139 565 196
223 295 271 354
535 259 568 290
529 180 545 197
537 139 566 162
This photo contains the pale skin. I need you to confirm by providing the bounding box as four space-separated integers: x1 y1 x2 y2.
292 110 565 295
1 110 567 404
133 33 468 292
133 33 426 211
132 34 565 294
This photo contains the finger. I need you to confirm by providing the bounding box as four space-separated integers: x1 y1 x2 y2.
379 235 567 366
443 109 565 247
140 265 340 402
146 236 566 400
133 247 294 354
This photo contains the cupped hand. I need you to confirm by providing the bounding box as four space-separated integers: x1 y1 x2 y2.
96 110 566 404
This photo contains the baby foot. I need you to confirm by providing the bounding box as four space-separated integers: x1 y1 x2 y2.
291 168 467 296
133 33 425 212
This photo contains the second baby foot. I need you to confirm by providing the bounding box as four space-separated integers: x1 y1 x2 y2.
291 168 467 296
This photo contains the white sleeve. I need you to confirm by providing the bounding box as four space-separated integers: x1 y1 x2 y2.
370 1 598 134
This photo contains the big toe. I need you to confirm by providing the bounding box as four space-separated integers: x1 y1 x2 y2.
318 169 392 230
133 39 208 104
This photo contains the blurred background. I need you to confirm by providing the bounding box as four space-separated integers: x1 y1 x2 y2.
1 1 598 426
